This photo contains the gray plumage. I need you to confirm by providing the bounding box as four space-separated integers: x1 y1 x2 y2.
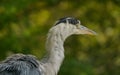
0 54 41 75
0 17 96 75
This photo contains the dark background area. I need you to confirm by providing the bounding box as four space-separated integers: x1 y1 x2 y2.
0 0 120 75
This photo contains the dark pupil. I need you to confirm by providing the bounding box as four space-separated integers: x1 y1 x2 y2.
55 17 79 25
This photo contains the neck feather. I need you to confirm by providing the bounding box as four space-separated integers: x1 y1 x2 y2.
40 26 69 75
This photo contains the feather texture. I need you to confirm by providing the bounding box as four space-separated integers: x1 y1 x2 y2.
0 54 41 75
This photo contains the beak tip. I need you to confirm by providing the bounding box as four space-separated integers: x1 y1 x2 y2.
93 32 97 35
89 30 97 35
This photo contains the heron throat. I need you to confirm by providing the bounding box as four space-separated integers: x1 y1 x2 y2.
40 26 69 75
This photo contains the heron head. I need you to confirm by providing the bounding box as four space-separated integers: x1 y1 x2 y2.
54 17 97 36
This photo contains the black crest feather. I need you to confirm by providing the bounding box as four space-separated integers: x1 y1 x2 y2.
55 17 80 25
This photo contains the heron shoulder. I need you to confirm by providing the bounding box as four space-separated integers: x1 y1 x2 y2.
0 54 41 75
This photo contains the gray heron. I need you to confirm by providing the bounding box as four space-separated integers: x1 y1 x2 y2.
0 17 96 75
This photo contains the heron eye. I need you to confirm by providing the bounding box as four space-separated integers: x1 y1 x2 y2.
80 26 86 30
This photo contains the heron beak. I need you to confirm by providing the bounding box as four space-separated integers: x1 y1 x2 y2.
85 29 97 35
78 25 97 35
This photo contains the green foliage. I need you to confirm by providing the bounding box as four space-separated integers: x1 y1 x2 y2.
0 0 120 75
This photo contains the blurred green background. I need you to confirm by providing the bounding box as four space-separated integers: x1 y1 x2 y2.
0 0 120 75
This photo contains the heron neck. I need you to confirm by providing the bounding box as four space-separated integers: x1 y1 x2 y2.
41 29 67 75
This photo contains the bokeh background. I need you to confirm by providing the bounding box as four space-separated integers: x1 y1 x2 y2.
0 0 120 75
